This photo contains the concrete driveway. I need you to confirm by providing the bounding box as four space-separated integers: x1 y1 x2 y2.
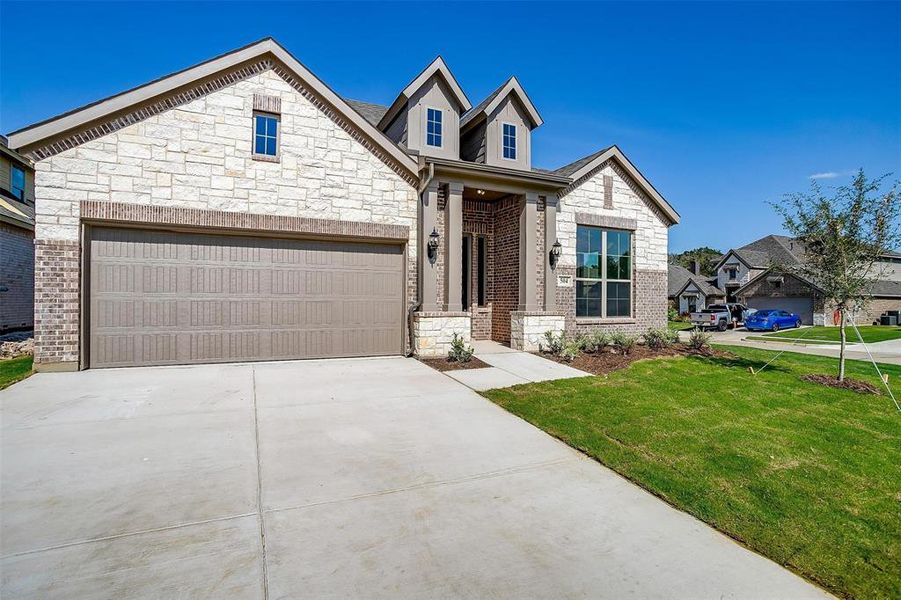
1 357 828 598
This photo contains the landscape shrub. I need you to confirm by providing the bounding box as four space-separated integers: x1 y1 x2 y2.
559 338 582 362
579 330 609 354
644 327 680 349
611 332 638 355
448 333 474 363
688 329 712 352
540 330 566 355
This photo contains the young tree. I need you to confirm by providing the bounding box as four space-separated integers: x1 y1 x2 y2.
772 170 900 380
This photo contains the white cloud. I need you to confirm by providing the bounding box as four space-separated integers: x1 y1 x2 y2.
809 171 840 180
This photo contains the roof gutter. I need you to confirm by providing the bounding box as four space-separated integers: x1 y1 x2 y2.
424 157 571 190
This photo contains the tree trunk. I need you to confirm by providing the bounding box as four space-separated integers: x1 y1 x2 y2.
838 308 846 382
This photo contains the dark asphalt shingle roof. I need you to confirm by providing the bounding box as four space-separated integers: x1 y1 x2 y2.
668 264 724 298
459 79 509 129
552 147 613 178
344 99 389 127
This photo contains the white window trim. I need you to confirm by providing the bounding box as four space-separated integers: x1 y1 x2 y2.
252 111 281 162
425 106 443 149
500 121 517 161
575 226 634 320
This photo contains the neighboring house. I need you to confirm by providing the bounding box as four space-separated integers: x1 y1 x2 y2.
714 235 900 325
6 38 679 372
0 136 35 333
667 263 724 314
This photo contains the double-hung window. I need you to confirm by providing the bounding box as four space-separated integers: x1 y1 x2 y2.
502 123 516 159
10 165 25 200
426 108 442 147
253 113 279 158
576 225 632 318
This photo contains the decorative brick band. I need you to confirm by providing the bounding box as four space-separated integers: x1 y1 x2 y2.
23 57 419 188
253 93 282 114
575 212 637 231
80 201 410 242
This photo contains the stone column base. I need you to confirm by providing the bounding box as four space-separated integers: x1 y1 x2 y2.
510 311 566 352
413 311 472 357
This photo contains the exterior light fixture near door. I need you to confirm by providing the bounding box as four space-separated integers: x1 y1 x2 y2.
476 189 485 195
428 227 440 260
550 239 562 266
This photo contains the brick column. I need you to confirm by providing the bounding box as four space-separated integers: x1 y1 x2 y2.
420 181 439 311
444 181 464 311
519 192 539 311
544 193 558 311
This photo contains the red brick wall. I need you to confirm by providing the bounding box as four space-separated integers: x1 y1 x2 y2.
34 240 80 365
463 200 494 340
492 196 521 342
0 222 35 332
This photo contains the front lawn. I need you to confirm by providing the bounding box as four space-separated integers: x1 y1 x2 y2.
0 355 33 390
483 346 900 599
761 325 901 344
667 320 694 331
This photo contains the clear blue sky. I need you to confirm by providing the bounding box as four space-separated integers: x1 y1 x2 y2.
2 1 898 253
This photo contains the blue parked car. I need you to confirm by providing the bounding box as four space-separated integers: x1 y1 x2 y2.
744 309 803 332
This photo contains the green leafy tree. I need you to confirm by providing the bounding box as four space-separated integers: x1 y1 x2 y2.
669 247 723 276
772 170 900 380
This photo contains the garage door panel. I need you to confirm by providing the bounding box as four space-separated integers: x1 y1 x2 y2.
89 227 404 368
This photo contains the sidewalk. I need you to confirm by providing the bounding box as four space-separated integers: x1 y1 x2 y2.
443 340 590 390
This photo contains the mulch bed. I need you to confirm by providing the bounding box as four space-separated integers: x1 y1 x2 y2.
541 343 730 376
418 356 491 372
801 374 881 395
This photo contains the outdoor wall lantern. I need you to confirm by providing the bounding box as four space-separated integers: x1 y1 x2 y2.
428 227 440 259
550 239 562 266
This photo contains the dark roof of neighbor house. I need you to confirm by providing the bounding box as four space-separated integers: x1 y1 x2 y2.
668 264 723 298
344 99 389 127
869 280 901 297
668 264 694 297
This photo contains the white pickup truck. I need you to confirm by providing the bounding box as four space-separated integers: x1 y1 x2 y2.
690 303 753 331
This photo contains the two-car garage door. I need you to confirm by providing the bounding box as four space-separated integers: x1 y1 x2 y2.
88 227 405 368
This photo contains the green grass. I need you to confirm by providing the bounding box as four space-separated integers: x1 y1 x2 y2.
483 346 900 599
0 355 33 390
667 320 694 331
761 325 901 344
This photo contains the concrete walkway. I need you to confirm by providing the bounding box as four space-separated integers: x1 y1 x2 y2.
680 327 901 365
443 340 590 390
0 357 829 598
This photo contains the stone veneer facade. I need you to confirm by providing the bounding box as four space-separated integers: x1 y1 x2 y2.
24 58 675 366
412 312 471 357
30 66 418 368
510 312 565 352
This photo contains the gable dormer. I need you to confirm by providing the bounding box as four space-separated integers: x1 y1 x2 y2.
378 57 470 160
460 77 542 171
